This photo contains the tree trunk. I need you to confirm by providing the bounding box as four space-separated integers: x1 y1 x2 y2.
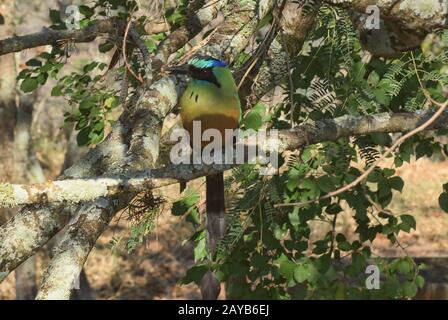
0 0 39 299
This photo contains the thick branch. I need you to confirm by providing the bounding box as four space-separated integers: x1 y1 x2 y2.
35 197 119 300
1 109 447 208
325 0 447 33
326 0 447 57
0 19 122 56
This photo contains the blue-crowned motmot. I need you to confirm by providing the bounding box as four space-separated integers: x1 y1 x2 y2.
167 56 241 296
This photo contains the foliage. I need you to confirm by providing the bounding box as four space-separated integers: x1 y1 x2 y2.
17 0 168 146
172 6 447 300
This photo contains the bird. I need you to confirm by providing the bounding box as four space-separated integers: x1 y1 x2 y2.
167 55 242 299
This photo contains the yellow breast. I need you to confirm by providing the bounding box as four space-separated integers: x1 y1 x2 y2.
180 82 240 148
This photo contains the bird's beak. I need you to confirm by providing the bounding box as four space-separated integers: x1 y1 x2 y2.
166 64 191 75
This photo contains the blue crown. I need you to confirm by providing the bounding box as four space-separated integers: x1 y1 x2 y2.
188 56 227 69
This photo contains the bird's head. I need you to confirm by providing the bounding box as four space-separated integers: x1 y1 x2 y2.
166 55 228 88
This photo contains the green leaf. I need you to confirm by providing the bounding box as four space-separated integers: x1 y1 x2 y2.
382 224 396 235
300 178 320 199
397 259 411 275
17 69 30 80
83 61 99 73
49 9 62 24
335 233 346 243
326 203 342 215
293 264 308 283
338 241 351 252
99 42 114 53
241 103 266 130
172 189 200 216
194 231 207 261
181 265 208 285
79 5 95 19
317 176 335 193
367 71 380 87
145 39 157 53
373 87 391 105
104 96 119 109
442 183 448 193
20 77 38 93
402 281 418 297
79 98 96 112
389 176 404 192
185 208 200 227
415 275 425 289
378 178 391 199
77 126 92 146
438 192 448 213
279 259 296 282
89 127 104 145
288 207 299 227
371 132 391 146
37 72 48 85
51 85 63 96
399 214 416 232
25 58 42 67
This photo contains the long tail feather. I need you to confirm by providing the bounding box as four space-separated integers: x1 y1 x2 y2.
202 172 225 300
179 180 187 193
205 172 226 257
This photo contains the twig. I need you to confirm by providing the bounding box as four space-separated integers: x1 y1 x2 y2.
128 24 153 85
236 0 287 90
287 56 296 126
328 210 338 257
119 68 130 106
365 194 419 278
276 52 448 208
123 20 144 85
276 55 448 211
275 98 448 208
174 29 218 66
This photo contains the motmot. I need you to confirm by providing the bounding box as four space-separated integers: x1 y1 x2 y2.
167 55 242 260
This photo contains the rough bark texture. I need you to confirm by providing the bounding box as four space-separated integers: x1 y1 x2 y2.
2 109 448 208
0 0 43 299
0 204 73 283
326 0 447 33
0 19 122 56
13 95 43 300
327 0 448 57
35 197 117 300
0 0 16 188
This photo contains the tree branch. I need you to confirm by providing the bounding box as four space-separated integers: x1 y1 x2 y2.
35 197 120 300
326 0 448 58
0 19 122 56
325 0 447 33
1 109 447 208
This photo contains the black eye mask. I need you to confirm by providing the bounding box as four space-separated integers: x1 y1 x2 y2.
189 66 221 88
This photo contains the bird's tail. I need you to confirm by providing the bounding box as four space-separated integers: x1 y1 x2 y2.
202 172 226 300
179 180 187 193
205 172 226 257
